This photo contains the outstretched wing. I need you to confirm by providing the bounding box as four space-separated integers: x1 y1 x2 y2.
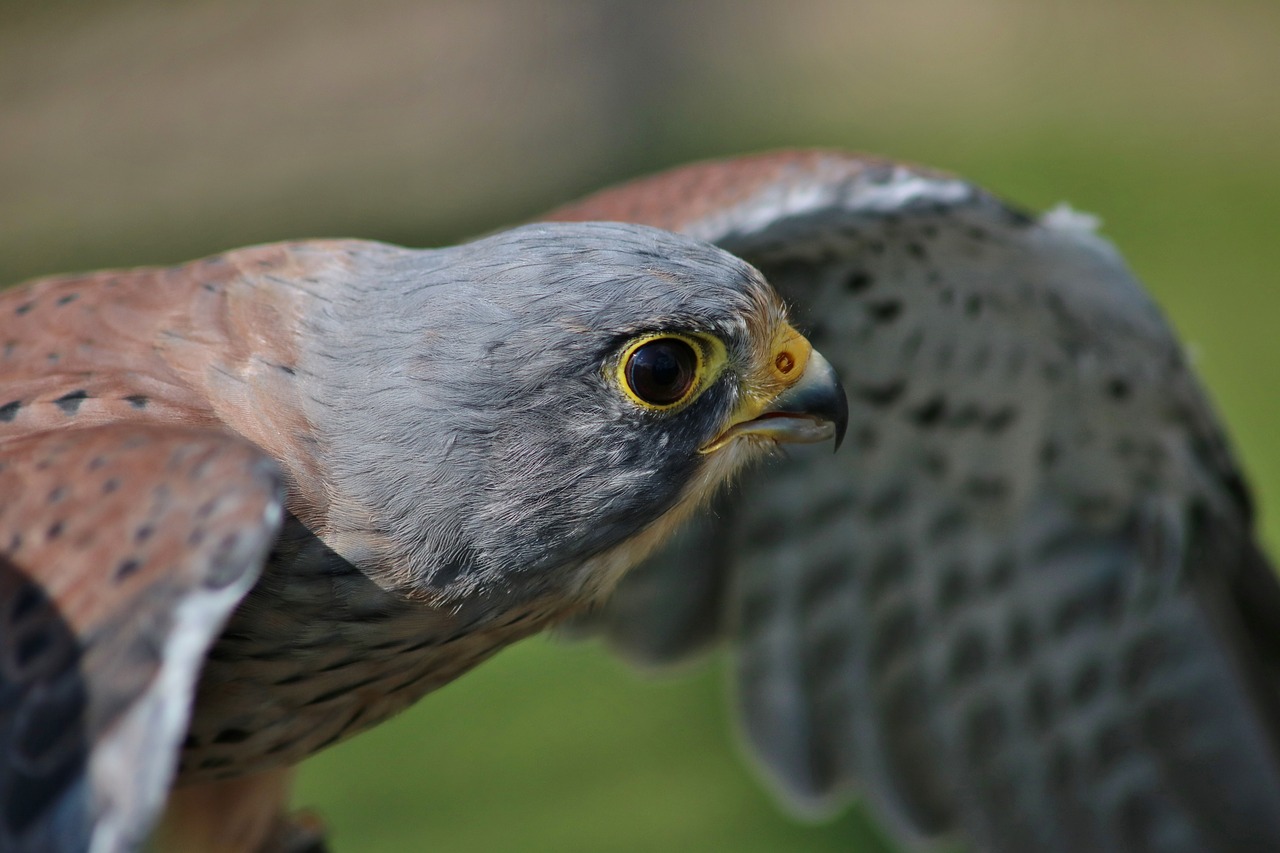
548 151 1280 852
0 424 283 853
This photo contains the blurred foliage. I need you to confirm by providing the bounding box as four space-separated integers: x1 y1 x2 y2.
2 1 1278 850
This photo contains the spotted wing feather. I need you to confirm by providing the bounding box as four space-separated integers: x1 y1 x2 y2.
0 424 283 853
550 151 1280 851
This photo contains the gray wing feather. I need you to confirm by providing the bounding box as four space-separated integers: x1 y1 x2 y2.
568 154 1280 851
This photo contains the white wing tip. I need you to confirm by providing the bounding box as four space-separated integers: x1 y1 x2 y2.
1042 203 1102 234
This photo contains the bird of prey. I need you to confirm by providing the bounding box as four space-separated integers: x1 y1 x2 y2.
0 222 847 853
547 151 1280 853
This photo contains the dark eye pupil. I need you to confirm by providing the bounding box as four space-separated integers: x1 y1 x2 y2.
626 339 697 406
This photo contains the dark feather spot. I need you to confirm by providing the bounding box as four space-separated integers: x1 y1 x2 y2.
198 757 234 770
212 728 252 744
984 407 1018 433
870 604 919 672
845 271 874 293
55 293 79 306
1040 440 1060 468
10 582 42 622
54 390 89 415
46 521 64 540
14 302 33 315
1004 614 1033 663
854 379 906 407
134 525 154 543
1071 661 1103 705
867 485 908 521
1107 377 1131 400
102 477 120 494
948 631 987 683
866 544 911 600
0 400 20 421
909 396 947 427
867 300 903 323
1026 678 1055 731
799 559 852 613
928 508 967 544
124 394 149 409
1094 722 1135 772
937 564 970 613
319 657 363 673
906 241 927 259
114 558 141 581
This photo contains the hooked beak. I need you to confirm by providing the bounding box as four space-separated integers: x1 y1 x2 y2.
702 349 849 454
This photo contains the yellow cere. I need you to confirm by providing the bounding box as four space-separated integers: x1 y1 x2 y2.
741 321 813 410
768 323 812 386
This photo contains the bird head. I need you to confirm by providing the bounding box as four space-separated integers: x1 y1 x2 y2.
303 223 846 609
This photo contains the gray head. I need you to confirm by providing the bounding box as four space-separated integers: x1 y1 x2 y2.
298 222 845 609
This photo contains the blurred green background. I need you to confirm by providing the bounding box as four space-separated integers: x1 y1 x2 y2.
3 1 1278 850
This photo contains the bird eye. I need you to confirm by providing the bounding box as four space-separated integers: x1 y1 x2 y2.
624 337 700 407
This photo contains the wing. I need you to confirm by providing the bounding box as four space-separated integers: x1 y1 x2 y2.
548 151 1280 852
0 424 283 853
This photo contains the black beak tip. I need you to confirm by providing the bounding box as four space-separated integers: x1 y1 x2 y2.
831 380 849 453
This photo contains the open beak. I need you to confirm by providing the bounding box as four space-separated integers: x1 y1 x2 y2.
702 348 849 454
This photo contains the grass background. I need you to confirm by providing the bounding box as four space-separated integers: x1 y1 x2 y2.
3 2 1278 850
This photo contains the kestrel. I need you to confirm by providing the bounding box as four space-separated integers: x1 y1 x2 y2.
550 151 1280 852
0 222 846 852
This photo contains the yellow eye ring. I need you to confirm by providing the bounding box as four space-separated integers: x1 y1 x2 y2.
614 332 725 412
